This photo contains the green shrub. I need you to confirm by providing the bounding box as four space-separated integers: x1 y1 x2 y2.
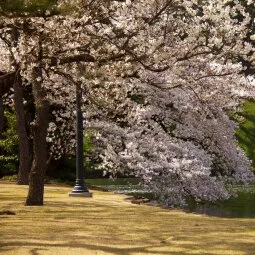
0 0 58 15
49 132 103 181
0 111 19 177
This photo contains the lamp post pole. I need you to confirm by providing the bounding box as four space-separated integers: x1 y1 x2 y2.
69 83 92 197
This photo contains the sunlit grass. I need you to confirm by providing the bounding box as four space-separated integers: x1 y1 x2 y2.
0 183 255 255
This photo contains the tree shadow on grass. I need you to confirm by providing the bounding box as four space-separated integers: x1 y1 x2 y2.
0 248 13 254
0 241 183 255
1 234 255 255
30 248 48 255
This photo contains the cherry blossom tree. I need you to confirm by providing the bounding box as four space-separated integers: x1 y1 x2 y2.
0 0 255 206
0 37 33 185
90 61 255 206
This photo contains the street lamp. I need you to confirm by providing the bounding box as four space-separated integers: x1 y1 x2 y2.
69 83 92 197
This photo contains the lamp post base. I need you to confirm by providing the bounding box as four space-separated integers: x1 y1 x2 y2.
69 179 92 197
68 191 93 197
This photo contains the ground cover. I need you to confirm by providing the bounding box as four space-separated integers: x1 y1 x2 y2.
0 183 255 255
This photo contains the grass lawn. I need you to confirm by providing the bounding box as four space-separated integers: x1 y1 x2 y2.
0 184 255 255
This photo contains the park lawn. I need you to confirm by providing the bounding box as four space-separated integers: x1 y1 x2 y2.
0 184 255 255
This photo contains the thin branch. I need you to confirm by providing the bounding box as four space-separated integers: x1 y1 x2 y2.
194 72 234 81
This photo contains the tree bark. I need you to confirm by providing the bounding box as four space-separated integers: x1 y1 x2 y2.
13 73 32 185
25 66 49 206
25 99 49 205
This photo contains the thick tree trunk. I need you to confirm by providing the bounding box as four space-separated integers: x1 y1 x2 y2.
25 100 49 205
13 73 32 185
25 63 50 206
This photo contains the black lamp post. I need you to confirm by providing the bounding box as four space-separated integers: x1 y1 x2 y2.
69 83 92 197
